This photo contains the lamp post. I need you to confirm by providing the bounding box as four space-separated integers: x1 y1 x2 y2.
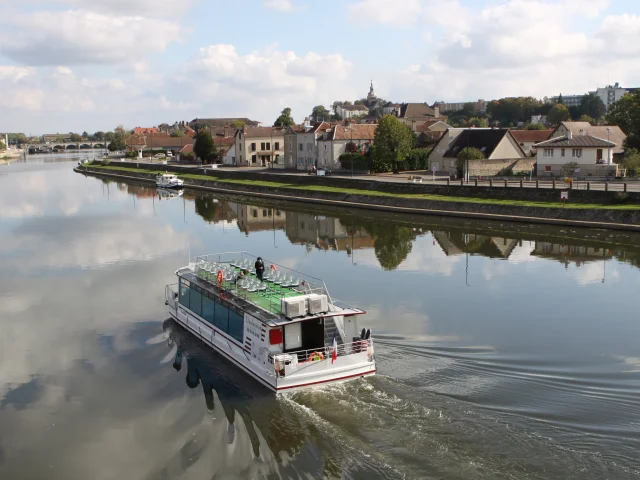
350 123 354 177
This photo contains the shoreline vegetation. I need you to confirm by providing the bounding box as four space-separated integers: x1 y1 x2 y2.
76 164 640 231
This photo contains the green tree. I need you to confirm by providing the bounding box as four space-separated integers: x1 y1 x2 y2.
108 126 127 151
94 131 106 141
371 115 414 173
405 148 430 170
525 123 547 130
562 161 580 176
310 105 331 122
8 133 28 145
579 114 596 125
456 147 485 178
171 127 185 137
607 91 640 149
230 120 246 129
579 93 606 120
486 97 545 126
0 141 6 151
82 131 89 139
193 128 216 163
547 103 571 125
557 93 564 104
620 148 640 176
69 133 83 142
274 107 294 128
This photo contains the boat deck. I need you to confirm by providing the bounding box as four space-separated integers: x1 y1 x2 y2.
176 252 364 326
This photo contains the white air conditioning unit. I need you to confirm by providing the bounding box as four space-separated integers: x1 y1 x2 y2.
281 296 308 318
307 294 328 314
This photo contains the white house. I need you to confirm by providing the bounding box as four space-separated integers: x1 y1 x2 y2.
533 130 616 176
235 126 286 168
336 104 369 119
222 144 236 166
293 121 331 170
317 124 377 169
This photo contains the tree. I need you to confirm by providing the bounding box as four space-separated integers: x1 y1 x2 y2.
0 141 5 151
547 104 571 125
486 97 545 126
579 93 606 120
607 91 640 149
193 128 216 163
94 131 106 141
194 196 219 223
8 133 28 145
620 148 640 176
82 131 89 139
69 133 83 142
525 123 547 130
108 126 127 151
171 127 185 137
310 105 331 122
230 120 246 129
371 115 414 173
274 107 294 128
579 114 597 125
345 141 359 153
557 93 564 104
456 147 485 179
562 161 580 176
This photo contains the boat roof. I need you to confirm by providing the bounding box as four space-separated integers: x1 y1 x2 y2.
176 252 364 327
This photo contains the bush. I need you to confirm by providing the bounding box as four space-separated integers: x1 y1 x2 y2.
612 192 630 204
102 159 111 166
125 150 138 159
338 153 369 170
405 148 430 170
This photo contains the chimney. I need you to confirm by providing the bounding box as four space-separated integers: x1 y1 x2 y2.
304 117 311 128
567 130 573 140
434 106 440 118
579 129 585 136
242 125 248 134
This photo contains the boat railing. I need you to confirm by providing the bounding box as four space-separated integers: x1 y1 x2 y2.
268 337 373 367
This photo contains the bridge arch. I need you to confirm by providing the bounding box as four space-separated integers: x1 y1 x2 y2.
53 145 65 150
66 144 78 150
93 143 104 148
79 144 92 149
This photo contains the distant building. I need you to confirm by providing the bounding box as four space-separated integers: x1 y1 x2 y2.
393 103 446 131
434 99 486 113
336 104 369 119
550 94 583 107
590 83 638 110
317 124 377 169
530 114 547 125
42 134 72 143
133 127 159 135
551 121 626 157
189 118 262 128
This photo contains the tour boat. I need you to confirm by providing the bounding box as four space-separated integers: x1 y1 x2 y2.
164 252 376 392
156 172 184 189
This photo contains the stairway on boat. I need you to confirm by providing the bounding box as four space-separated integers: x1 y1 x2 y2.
324 316 344 347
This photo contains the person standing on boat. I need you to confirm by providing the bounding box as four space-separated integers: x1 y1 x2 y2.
255 257 265 281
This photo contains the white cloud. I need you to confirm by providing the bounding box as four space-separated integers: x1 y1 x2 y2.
347 0 423 27
0 9 183 66
264 0 295 12
4 0 196 17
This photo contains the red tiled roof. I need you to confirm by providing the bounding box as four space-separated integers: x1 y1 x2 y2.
534 134 615 148
239 127 286 138
329 124 377 141
510 129 553 143
133 127 159 134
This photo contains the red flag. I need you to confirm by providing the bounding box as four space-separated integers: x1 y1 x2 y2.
331 331 337 364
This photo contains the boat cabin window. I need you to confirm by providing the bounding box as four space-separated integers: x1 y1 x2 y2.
178 278 244 344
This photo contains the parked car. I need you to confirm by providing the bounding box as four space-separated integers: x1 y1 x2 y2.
154 153 166 158
308 166 332 176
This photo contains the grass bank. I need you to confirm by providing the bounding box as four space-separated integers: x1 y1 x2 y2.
85 164 640 211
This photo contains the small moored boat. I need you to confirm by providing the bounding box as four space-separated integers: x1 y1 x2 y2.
156 172 184 189
165 252 376 392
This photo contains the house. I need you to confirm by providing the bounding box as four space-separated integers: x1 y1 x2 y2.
551 122 626 158
222 144 236 166
336 104 369 119
317 124 377 169
416 119 451 132
393 103 446 130
290 121 331 170
229 203 286 235
428 128 527 175
434 99 487 113
530 114 547 125
533 130 616 176
125 132 194 153
510 129 553 156
284 122 308 169
42 134 72 143
591 83 638 110
234 126 286 168
285 212 374 252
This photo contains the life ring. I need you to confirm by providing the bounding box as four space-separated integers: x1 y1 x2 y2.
217 270 224 285
309 352 324 362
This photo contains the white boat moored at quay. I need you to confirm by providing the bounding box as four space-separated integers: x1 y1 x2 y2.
156 172 184 189
165 252 376 392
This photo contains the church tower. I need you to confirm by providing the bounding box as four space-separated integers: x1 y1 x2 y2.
367 80 377 106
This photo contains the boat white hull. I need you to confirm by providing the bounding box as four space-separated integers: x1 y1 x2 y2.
156 180 183 189
168 305 376 393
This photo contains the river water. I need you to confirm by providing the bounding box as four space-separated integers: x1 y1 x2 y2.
1 157 639 479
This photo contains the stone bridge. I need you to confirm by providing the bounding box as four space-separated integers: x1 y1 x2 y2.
29 142 112 150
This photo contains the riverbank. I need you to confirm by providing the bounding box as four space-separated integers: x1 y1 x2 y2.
76 164 640 231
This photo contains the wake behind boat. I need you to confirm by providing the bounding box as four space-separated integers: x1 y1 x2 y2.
156 172 184 189
165 252 376 392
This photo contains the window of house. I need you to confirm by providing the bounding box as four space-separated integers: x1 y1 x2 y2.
275 154 280 163
545 165 552 171
251 154 257 163
597 149 603 161
572 148 582 158
275 142 280 150
261 142 265 150
263 209 268 217
252 209 258 218
307 143 313 151
251 143 256 151
266 142 271 150
288 142 291 152
299 144 303 151
544 149 554 158
561 148 565 157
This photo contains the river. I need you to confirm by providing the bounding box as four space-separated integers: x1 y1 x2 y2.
1 156 639 479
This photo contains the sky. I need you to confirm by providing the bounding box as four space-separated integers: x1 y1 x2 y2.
0 0 639 134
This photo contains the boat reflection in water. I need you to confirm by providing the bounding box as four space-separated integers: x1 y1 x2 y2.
161 318 334 477
156 187 183 199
